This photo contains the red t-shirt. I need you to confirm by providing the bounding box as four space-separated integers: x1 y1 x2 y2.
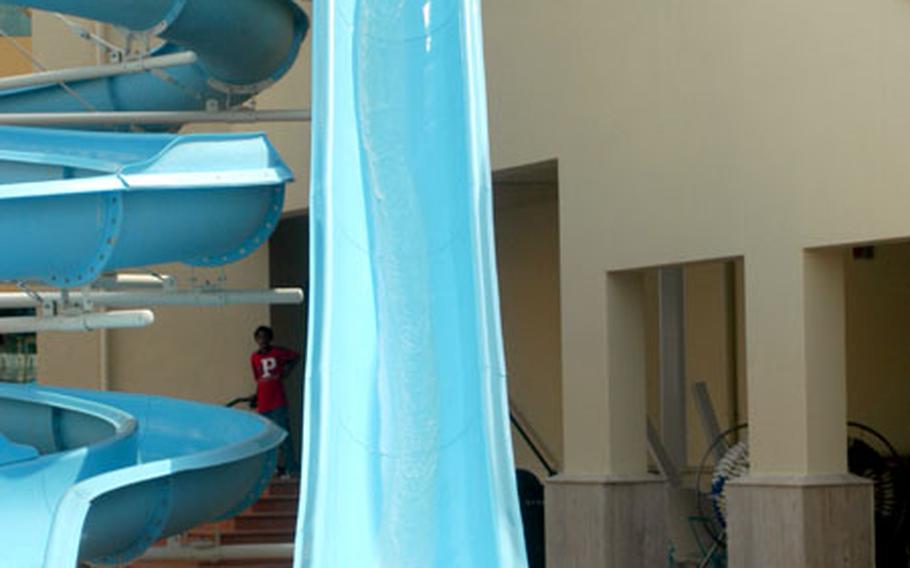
251 346 299 413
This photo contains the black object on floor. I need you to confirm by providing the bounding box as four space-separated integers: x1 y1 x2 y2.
516 468 546 568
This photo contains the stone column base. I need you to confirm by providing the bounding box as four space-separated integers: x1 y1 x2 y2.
545 474 667 568
726 474 874 568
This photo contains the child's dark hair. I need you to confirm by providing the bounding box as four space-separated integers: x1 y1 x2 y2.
254 325 274 340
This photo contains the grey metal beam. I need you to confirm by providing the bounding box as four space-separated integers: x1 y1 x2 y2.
659 267 687 468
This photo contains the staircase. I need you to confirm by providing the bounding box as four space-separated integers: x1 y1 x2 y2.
129 477 299 568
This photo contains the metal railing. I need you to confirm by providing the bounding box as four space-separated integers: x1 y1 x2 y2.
509 401 558 477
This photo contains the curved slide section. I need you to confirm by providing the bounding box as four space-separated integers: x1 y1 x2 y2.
0 1 304 567
0 125 291 287
0 383 285 567
0 0 308 119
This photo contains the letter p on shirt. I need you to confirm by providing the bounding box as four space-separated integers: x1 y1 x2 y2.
261 357 278 378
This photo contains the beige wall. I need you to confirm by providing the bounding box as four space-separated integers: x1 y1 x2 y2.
106 255 269 402
0 39 33 77
38 250 269 404
634 246 910 471
481 0 910 476
644 262 743 470
846 243 910 454
32 11 98 68
684 263 741 465
494 176 563 477
38 331 103 391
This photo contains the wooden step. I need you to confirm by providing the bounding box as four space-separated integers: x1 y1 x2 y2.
234 512 297 532
251 495 297 513
131 560 291 568
129 561 198 567
265 478 299 497
200 561 292 568
185 519 234 538
129 480 299 567
219 530 295 545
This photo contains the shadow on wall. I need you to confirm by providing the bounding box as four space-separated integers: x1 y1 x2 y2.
492 159 563 480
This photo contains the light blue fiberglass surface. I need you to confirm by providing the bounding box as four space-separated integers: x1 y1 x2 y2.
0 1 306 566
0 126 291 287
299 0 527 566
0 383 285 567
0 0 526 565
0 1 308 121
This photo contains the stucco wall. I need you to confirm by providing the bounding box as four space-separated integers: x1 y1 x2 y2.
494 174 563 477
482 0 910 475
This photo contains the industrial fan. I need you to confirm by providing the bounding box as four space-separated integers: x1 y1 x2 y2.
694 422 908 565
848 422 907 565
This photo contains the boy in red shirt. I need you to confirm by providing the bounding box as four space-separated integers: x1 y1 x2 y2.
251 325 300 477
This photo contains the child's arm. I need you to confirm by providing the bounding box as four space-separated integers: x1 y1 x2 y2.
279 348 301 379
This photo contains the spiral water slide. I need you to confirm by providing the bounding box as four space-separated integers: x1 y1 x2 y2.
0 384 286 567
0 1 308 566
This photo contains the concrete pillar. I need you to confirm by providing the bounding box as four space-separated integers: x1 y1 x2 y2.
727 475 873 568
548 269 667 568
546 476 667 568
727 248 873 567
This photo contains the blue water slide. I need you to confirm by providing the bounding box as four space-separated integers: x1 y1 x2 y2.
0 383 285 567
0 1 307 566
300 0 527 566
0 0 308 117
0 0 308 286
0 126 291 287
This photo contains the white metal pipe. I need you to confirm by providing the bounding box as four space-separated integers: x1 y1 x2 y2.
0 295 43 309
0 288 303 309
90 288 305 307
0 109 311 126
0 310 154 333
0 51 198 91
142 543 293 561
92 273 177 291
